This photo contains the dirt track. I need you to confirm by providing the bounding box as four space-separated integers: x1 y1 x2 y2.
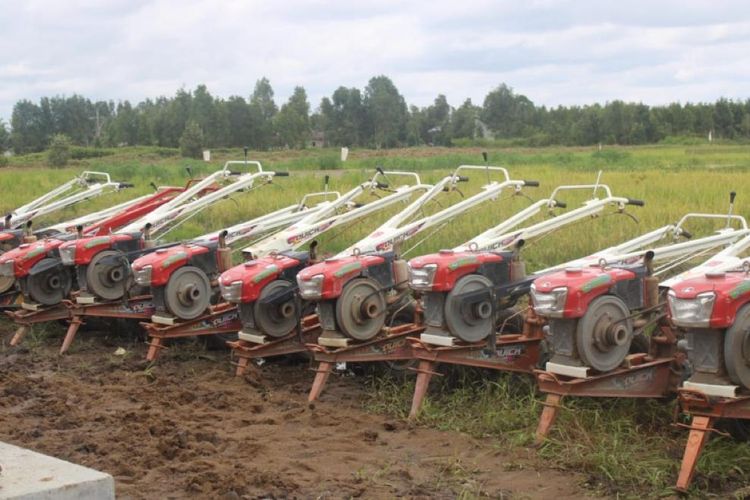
0 323 594 499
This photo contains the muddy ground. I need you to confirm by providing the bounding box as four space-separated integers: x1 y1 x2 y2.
0 322 595 499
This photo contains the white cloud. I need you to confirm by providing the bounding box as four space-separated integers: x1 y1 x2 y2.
0 0 749 122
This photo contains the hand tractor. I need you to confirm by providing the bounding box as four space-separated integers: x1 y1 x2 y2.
3 161 282 348
147 169 431 362
405 181 648 416
0 179 214 341
0 172 136 301
298 165 541 401
531 194 750 447
0 178 198 309
2 171 130 231
663 229 750 490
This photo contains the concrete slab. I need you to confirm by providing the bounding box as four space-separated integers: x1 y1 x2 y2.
0 441 114 500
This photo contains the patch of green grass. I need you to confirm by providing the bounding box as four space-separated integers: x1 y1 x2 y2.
364 370 750 498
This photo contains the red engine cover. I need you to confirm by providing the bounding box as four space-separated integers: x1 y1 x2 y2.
132 244 211 287
0 238 66 278
408 250 505 292
669 272 750 328
59 233 139 266
532 266 637 318
220 254 303 303
297 254 386 300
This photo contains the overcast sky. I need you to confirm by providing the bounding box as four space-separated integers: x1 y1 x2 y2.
1 0 749 121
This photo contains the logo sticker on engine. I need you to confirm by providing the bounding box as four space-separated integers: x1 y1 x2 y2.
730 281 750 299
581 274 612 292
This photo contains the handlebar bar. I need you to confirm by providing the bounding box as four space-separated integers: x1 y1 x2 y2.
675 213 748 231
370 170 422 187
79 171 113 185
221 160 265 175
452 165 510 183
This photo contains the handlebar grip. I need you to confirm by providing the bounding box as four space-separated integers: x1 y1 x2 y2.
275 171 290 177
376 166 385 175
553 200 567 209
229 170 242 176
730 191 737 203
523 180 540 187
118 182 135 189
456 176 469 182
681 229 693 239
626 198 645 207
376 181 389 189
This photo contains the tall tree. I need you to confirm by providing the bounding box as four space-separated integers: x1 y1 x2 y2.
451 99 479 140
249 78 278 149
11 100 47 153
274 86 310 148
481 84 535 138
0 119 10 153
364 76 407 148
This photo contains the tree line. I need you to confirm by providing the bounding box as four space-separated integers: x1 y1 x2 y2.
3 75 750 156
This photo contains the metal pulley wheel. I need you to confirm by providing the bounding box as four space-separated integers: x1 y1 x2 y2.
86 250 129 301
27 258 72 305
445 274 494 342
254 279 297 338
724 304 750 390
164 265 211 320
575 295 633 372
336 277 386 341
0 276 14 294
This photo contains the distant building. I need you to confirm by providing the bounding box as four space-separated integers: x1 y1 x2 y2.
308 131 326 148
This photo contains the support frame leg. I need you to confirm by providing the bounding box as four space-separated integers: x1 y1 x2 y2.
59 318 83 354
9 325 31 346
308 362 333 402
676 415 713 492
146 337 164 361
409 360 437 420
535 393 563 444
235 356 250 377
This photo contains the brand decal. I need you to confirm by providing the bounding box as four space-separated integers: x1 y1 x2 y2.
24 246 47 260
161 251 188 269
374 223 424 252
195 311 239 331
448 256 479 270
730 280 750 299
84 236 111 249
252 264 280 283
581 274 612 292
334 261 362 277
611 367 655 390
287 222 333 245
367 338 406 356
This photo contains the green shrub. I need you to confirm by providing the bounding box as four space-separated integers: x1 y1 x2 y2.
70 147 116 160
179 121 204 159
47 134 72 167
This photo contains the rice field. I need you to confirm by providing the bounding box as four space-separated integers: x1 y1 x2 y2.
3 143 750 497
